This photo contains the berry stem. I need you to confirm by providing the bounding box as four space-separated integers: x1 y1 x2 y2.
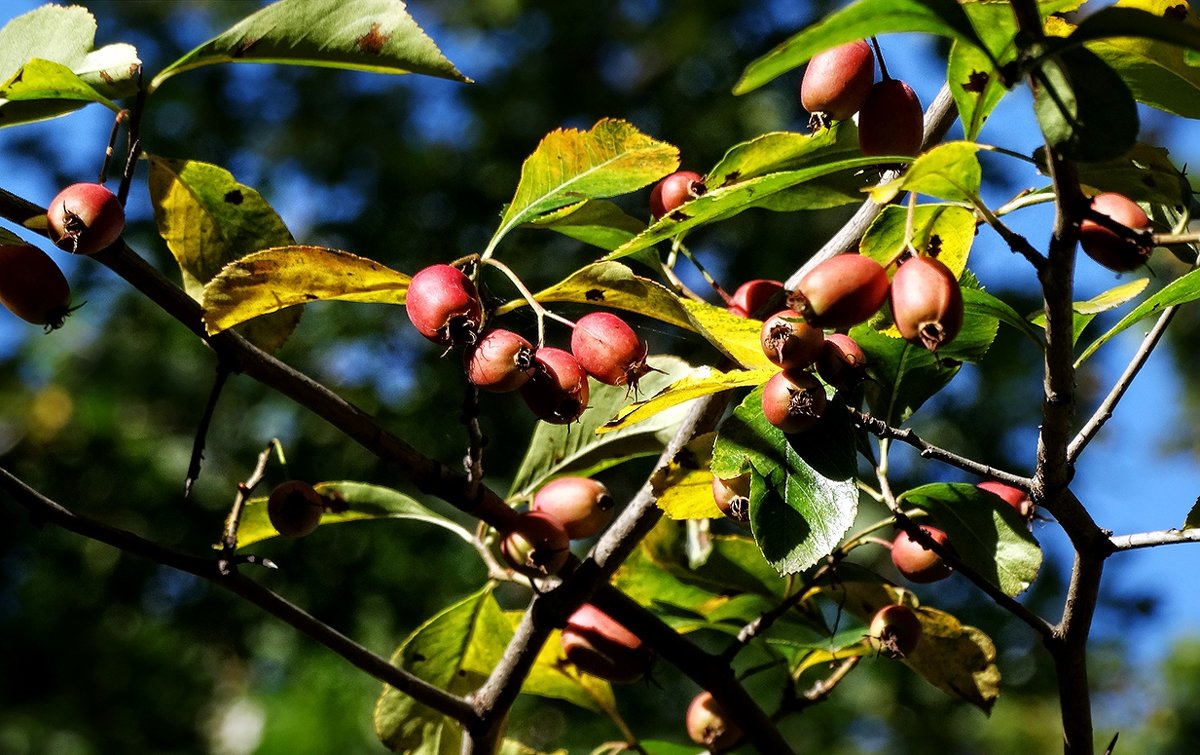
218 439 283 573
479 256 573 347
870 37 890 81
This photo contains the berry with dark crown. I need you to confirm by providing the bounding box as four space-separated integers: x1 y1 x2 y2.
406 264 483 347
801 40 875 129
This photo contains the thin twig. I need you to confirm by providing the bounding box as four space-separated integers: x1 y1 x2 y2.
185 363 232 499
1109 528 1200 551
217 440 281 572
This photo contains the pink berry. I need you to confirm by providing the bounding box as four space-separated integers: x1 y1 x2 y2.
1079 192 1153 272
46 182 125 255
727 279 784 318
760 309 824 371
465 328 535 392
561 604 653 684
499 511 570 577
859 79 923 158
406 264 483 347
520 347 590 425
791 254 889 329
761 370 826 434
650 170 705 219
532 477 615 539
686 691 742 751
801 40 875 128
891 526 953 583
869 604 923 658
570 312 649 389
890 256 962 352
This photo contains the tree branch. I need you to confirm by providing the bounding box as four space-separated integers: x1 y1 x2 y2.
1110 527 1200 551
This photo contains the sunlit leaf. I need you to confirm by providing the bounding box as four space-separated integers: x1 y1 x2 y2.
237 481 475 548
488 119 678 254
0 4 139 126
1076 266 1200 366
860 204 977 277
152 0 468 92
508 356 694 500
963 288 1044 348
711 388 858 575
899 482 1043 596
149 155 301 353
527 199 646 252
1033 45 1139 162
733 0 992 95
869 142 983 204
1072 142 1193 208
374 586 505 753
202 246 409 334
650 432 722 520
679 299 778 370
603 367 774 433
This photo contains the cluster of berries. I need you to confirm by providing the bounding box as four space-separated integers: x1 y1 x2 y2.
405 264 650 426
0 182 125 330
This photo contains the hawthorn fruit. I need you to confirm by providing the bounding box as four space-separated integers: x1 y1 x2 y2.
858 78 923 158
0 243 72 329
267 481 326 539
406 264 483 347
1079 192 1153 272
891 525 953 583
890 255 963 351
560 604 652 684
650 170 705 219
869 604 923 658
570 312 649 389
532 476 615 539
800 40 875 129
46 182 125 255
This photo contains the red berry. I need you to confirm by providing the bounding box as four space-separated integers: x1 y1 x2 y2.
761 370 826 434
570 312 650 388
686 691 742 751
760 309 824 371
890 256 963 352
406 264 483 347
711 473 751 525
532 476 615 539
267 481 326 539
561 604 652 684
858 79 924 158
801 40 875 128
650 170 705 219
465 328 535 392
891 525 953 583
816 333 868 390
46 182 125 255
0 244 72 329
977 480 1034 520
520 347 590 425
868 604 923 658
1079 192 1153 272
499 511 570 577
791 254 889 329
727 279 784 319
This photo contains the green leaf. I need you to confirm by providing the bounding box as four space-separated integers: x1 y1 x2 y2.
151 0 468 92
0 5 139 126
606 156 894 261
899 482 1043 596
869 142 983 204
603 367 775 434
1068 3 1200 55
374 586 505 754
962 287 1045 349
504 613 613 714
948 2 1025 141
1185 498 1200 529
650 432 723 521
711 388 859 575
527 200 647 252
0 228 23 245
632 743 706 755
202 246 410 334
1076 266 1200 366
487 119 678 255
237 481 475 548
860 204 977 277
855 293 999 425
149 155 300 353
733 0 992 95
1033 45 1139 162
638 519 788 601
508 355 695 500
1072 142 1193 208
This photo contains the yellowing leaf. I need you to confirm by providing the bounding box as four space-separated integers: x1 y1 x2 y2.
869 142 983 204
650 432 722 520
860 204 977 277
0 58 118 111
505 612 615 713
203 246 410 334
603 367 774 433
680 299 777 370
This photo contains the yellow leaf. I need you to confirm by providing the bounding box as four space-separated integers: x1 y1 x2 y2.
602 367 774 433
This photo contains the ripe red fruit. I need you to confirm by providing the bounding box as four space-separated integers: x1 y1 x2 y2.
686 691 742 751
858 79 924 158
791 254 889 329
532 476 615 539
561 604 652 683
761 370 827 434
869 604 923 658
465 328 535 392
727 279 784 318
0 244 72 329
267 481 326 538
801 40 875 128
650 170 705 219
46 182 125 255
499 511 570 577
570 312 650 389
520 347 590 424
891 525 953 583
977 480 1034 520
760 309 824 371
711 473 751 525
816 333 868 389
890 255 963 351
406 264 483 347
1079 192 1153 272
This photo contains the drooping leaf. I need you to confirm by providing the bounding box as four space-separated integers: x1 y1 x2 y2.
899 482 1043 596
149 155 300 353
948 2 1025 141
678 299 778 370
507 356 694 500
202 246 410 334
0 5 139 126
374 587 506 753
237 481 475 548
962 287 1045 349
1071 142 1193 208
869 142 983 204
711 388 858 575
860 204 977 277
1030 277 1150 344
151 0 468 92
603 367 775 434
1033 44 1139 162
733 0 992 95
487 119 678 255
527 200 647 252
1068 3 1200 55
1075 266 1200 366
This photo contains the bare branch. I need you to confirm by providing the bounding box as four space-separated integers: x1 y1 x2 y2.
1110 527 1200 551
